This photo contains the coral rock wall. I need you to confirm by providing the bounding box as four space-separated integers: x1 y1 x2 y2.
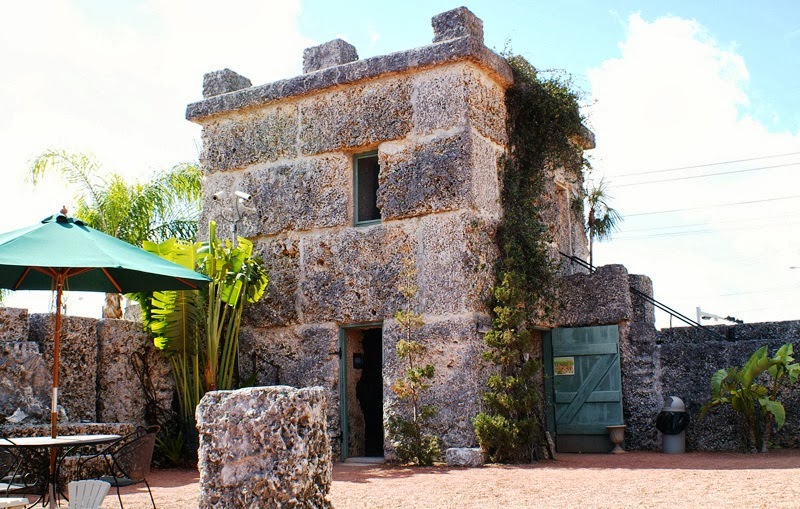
0 307 170 428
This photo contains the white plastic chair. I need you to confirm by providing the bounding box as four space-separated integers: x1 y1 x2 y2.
67 480 110 509
0 498 28 509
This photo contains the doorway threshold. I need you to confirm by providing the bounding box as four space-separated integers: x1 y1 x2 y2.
343 456 385 465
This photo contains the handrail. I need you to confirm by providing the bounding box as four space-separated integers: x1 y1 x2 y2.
558 251 727 340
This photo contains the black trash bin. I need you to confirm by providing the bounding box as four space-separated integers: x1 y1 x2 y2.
656 396 689 453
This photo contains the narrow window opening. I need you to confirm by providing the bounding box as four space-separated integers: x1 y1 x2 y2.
355 153 380 224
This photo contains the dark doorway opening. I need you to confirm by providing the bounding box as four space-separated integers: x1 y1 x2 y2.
357 329 384 456
343 326 384 459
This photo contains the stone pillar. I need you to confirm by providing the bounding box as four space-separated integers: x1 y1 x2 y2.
203 69 252 98
96 319 173 425
29 314 98 422
197 386 332 509
303 39 359 73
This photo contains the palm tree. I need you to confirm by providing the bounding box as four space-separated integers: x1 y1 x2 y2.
585 178 622 269
28 149 202 316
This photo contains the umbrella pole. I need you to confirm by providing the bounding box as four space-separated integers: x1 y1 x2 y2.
48 276 64 509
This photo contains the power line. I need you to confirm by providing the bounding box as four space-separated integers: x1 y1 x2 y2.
626 195 800 217
607 151 800 178
622 211 800 233
613 219 800 240
615 162 799 187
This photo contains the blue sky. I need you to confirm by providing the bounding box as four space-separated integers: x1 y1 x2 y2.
1 1 798 327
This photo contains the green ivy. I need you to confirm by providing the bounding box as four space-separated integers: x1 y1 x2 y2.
474 54 587 462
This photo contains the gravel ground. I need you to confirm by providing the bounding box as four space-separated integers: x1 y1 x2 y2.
72 449 800 508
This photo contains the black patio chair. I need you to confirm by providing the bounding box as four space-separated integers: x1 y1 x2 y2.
0 439 48 499
76 425 160 509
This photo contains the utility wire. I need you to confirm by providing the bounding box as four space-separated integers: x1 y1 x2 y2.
626 195 800 217
607 151 800 178
613 219 800 240
622 211 800 233
615 162 799 187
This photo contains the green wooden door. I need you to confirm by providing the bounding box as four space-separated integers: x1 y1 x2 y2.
545 325 623 453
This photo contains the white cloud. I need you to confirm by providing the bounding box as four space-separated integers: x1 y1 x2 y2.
587 14 800 328
0 0 313 316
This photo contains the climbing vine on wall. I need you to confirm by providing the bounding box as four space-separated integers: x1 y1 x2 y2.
474 53 588 462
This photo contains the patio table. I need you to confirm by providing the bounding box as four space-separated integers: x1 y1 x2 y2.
0 434 120 508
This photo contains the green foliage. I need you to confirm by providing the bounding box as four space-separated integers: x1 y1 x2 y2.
584 178 622 268
474 54 586 462
201 221 269 391
29 149 202 245
474 273 545 463
386 256 441 466
700 343 800 452
138 221 268 457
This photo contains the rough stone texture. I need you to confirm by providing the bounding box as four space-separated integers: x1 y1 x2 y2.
557 264 633 327
0 308 29 342
187 36 512 121
299 225 413 324
0 341 52 422
244 236 301 328
445 447 484 467
200 106 298 173
410 64 508 145
29 314 98 422
299 78 413 156
203 69 252 98
417 211 497 316
96 319 173 425
238 324 341 459
303 39 359 73
197 386 332 509
378 132 470 219
241 154 351 235
383 315 489 449
432 7 484 44
657 321 800 451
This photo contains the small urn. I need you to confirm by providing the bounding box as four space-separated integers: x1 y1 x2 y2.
607 425 626 454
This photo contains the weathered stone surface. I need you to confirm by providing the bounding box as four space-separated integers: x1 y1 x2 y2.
378 131 503 220
0 308 29 342
203 68 252 98
383 314 488 449
241 154 351 235
299 78 413 156
0 342 51 423
200 105 297 173
244 237 301 327
619 323 662 451
303 39 359 73
96 319 172 426
29 314 98 422
378 133 471 219
197 386 332 509
445 447 484 467
410 64 508 144
557 264 632 327
629 274 655 325
417 211 498 316
432 7 484 43
187 35 512 121
299 225 413 324
238 324 341 458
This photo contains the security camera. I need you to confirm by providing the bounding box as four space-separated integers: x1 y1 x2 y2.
235 190 252 201
212 191 226 201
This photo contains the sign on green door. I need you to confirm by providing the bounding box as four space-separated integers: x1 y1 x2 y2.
544 325 623 453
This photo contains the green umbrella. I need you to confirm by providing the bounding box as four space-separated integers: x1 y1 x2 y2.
0 212 211 438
